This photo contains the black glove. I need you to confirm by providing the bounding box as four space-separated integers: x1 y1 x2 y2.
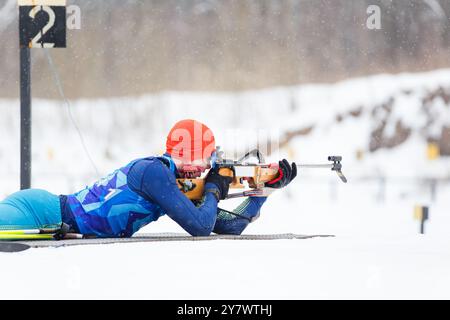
265 159 297 189
205 167 233 200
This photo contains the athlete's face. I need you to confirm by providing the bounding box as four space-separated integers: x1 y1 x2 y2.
174 157 211 178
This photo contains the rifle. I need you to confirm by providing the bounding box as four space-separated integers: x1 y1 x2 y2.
176 148 347 200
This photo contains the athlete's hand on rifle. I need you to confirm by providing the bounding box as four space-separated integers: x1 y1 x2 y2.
205 167 233 201
265 159 297 189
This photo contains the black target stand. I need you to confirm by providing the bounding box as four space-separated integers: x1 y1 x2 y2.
18 0 66 189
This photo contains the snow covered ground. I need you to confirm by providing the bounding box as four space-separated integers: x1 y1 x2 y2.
3 233 450 299
0 69 450 299
2 185 450 300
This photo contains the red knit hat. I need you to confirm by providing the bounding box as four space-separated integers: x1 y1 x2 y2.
166 119 216 163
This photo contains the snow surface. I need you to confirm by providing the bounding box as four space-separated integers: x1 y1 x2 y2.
0 69 450 299
2 186 450 299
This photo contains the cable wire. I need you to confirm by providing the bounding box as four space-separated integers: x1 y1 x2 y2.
43 48 100 177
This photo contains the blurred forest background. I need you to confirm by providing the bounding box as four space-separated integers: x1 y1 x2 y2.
1 0 450 98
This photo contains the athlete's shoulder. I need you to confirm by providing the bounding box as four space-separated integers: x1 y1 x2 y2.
128 156 178 196
131 156 170 171
128 156 174 183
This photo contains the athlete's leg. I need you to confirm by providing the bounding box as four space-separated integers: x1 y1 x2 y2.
0 189 62 230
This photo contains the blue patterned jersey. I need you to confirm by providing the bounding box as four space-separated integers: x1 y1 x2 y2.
61 156 267 238
65 157 166 237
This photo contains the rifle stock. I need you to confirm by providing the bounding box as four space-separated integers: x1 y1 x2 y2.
176 165 279 200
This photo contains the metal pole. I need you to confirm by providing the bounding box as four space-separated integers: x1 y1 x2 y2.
20 46 31 190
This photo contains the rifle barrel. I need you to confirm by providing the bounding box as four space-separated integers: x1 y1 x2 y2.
297 164 333 169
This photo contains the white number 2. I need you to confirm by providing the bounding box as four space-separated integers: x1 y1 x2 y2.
29 6 56 48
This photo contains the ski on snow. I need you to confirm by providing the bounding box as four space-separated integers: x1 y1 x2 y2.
0 232 335 253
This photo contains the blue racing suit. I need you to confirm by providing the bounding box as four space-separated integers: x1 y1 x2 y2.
0 156 267 237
